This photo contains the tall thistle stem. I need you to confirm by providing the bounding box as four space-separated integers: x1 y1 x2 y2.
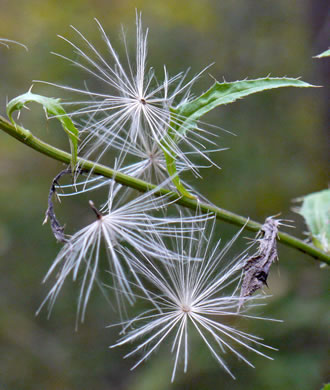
1 114 329 265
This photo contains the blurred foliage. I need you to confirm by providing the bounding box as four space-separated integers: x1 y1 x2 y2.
0 1 329 389
295 189 330 253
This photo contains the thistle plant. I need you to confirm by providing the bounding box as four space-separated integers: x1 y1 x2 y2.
0 12 329 384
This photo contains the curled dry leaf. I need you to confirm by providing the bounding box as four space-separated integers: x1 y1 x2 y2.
43 168 72 243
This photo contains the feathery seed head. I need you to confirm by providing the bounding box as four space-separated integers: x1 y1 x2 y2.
38 13 225 191
39 181 212 323
111 221 280 382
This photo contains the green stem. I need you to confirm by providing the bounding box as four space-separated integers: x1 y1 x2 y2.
1 114 329 265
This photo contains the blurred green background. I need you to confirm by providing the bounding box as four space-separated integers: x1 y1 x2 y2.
0 1 329 389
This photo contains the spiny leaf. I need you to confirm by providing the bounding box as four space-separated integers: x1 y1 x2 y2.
164 77 315 197
296 189 330 254
7 90 79 172
174 77 315 134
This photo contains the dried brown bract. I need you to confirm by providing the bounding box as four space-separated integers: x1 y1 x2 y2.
239 216 286 305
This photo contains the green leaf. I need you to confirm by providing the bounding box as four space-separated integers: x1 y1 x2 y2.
159 106 196 199
321 384 330 390
162 142 195 199
164 77 315 197
174 77 315 132
314 49 330 58
296 189 330 253
7 90 79 172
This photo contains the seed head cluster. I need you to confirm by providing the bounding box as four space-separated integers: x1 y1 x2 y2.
38 13 279 382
